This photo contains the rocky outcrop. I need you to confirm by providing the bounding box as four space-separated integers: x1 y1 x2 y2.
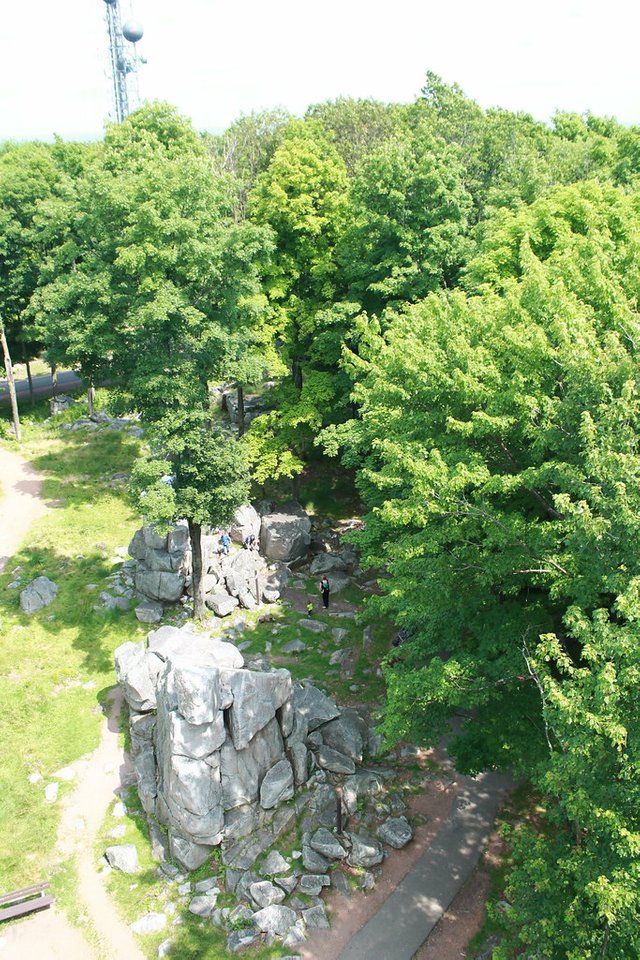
259 503 311 562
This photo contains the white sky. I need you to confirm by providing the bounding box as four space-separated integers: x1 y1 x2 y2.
1 0 639 142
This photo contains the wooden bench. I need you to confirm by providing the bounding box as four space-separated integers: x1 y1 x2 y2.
0 882 54 922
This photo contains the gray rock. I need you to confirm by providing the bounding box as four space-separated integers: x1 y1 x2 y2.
320 714 364 763
207 593 240 617
230 504 261 545
19 576 58 614
157 939 173 958
310 553 348 575
167 521 189 553
168 832 212 871
227 903 255 926
260 850 290 876
282 921 307 948
251 904 297 936
360 871 375 892
274 874 298 895
225 668 291 750
260 503 311 562
135 600 164 623
220 717 285 814
260 759 294 809
104 843 140 874
115 641 156 711
324 572 351 594
302 844 330 873
377 815 414 849
298 618 326 634
143 526 168 551
286 741 309 788
303 904 330 929
226 928 260 953
188 892 219 916
299 874 330 896
130 912 167 935
347 832 384 867
343 770 386 815
281 639 306 654
332 870 351 898
194 875 219 893
331 627 348 643
315 744 356 775
277 700 295 738
293 683 340 731
136 567 185 603
309 827 347 860
249 880 285 908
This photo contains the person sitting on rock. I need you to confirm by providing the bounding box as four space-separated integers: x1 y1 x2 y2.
243 533 257 551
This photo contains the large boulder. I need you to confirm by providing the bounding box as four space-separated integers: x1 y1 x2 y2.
319 714 365 763
230 504 261 545
135 567 185 603
19 576 58 614
260 503 311 562
309 553 348 575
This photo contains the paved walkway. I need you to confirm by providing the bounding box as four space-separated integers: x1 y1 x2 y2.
0 445 50 574
337 769 511 960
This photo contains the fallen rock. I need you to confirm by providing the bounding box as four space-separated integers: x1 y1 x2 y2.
135 600 164 623
347 832 384 868
20 577 58 614
261 850 290 876
130 912 167 935
226 928 260 953
249 880 286 908
207 593 240 617
309 827 347 860
377 815 414 849
282 639 306 654
251 904 297 936
303 903 330 929
105 844 140 874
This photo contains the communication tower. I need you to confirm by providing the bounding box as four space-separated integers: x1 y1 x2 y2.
102 0 145 122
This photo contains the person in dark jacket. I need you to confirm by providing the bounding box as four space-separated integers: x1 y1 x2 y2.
319 576 330 609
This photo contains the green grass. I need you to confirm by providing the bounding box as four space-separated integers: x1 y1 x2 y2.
0 419 146 891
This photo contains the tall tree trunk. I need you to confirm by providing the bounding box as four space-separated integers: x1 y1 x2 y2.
188 519 206 620
237 383 245 437
21 342 34 406
0 321 21 442
291 472 301 502
292 357 303 391
50 363 58 397
87 381 96 417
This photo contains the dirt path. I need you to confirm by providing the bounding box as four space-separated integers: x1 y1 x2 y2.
0 690 145 960
0 446 145 959
0 444 51 574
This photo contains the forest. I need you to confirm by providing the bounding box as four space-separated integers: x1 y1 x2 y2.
2 73 640 957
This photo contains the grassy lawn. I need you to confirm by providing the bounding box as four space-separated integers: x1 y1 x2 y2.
0 404 146 893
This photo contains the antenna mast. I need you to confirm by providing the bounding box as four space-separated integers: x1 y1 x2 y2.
102 0 145 123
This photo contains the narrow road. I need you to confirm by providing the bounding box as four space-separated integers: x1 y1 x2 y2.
0 445 51 574
0 370 83 406
334 770 511 960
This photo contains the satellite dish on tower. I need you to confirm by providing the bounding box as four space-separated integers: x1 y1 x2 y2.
122 19 144 43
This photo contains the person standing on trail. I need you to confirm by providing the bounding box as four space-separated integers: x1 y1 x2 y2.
320 576 330 609
219 530 231 555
